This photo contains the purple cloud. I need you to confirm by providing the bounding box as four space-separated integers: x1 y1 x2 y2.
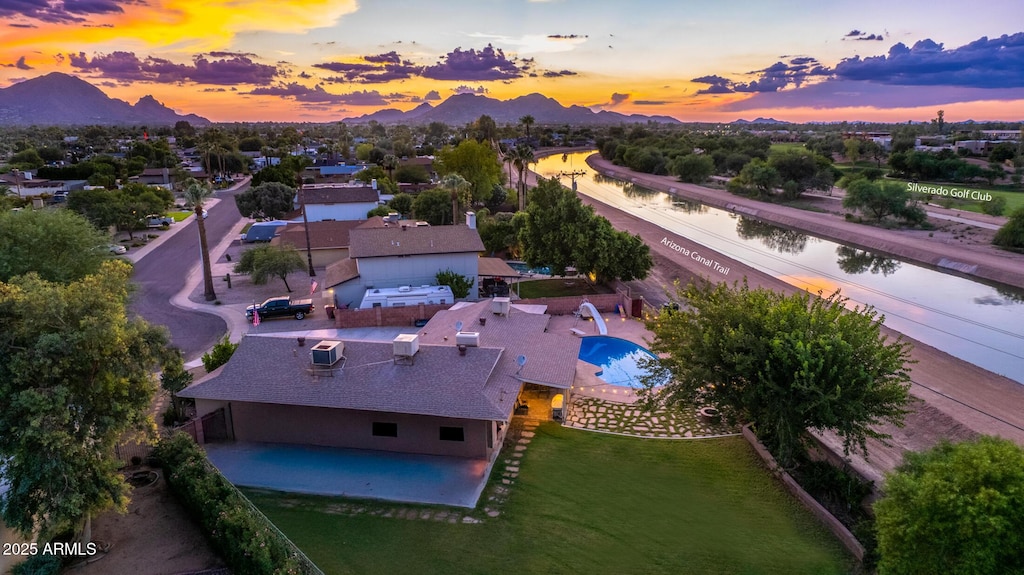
248 83 393 106
364 51 401 64
68 51 278 85
833 34 1024 88
542 69 577 77
548 34 588 39
423 90 441 101
451 85 487 95
1 0 126 24
3 56 33 70
609 92 630 106
634 100 669 106
844 30 884 42
422 45 523 81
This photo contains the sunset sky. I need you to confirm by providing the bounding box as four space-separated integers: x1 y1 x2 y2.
1 0 1022 123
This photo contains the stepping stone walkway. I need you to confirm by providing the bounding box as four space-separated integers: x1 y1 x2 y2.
564 396 739 438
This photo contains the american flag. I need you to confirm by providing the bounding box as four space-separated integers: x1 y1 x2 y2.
252 307 260 327
310 278 319 295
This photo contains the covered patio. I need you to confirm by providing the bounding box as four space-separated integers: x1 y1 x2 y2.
204 442 491 508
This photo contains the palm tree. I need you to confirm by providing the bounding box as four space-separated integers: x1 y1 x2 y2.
182 178 217 301
382 154 399 183
439 173 471 225
510 144 535 211
519 115 535 140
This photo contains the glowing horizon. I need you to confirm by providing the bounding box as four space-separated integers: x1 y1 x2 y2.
1 1 1022 124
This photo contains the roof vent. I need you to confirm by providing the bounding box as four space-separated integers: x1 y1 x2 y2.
455 331 479 347
311 340 344 366
398 285 412 292
393 334 419 364
491 297 511 316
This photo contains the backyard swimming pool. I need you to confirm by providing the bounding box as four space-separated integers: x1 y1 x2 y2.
506 261 552 276
578 336 663 388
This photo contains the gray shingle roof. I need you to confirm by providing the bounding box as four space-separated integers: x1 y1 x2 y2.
349 225 485 259
179 337 508 420
324 257 360 288
300 186 380 205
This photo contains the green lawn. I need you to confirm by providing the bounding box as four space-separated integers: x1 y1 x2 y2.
248 425 854 575
517 278 615 299
167 210 193 222
769 142 807 153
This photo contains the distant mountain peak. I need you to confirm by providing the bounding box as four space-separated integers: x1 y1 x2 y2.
0 73 210 126
342 92 680 126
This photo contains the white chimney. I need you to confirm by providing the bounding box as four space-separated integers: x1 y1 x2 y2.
466 211 476 229
371 178 378 191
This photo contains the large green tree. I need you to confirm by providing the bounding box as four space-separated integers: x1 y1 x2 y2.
0 209 108 283
518 177 595 276
640 281 913 467
874 436 1024 575
234 181 295 220
0 261 169 537
670 154 715 184
233 243 306 292
727 158 780 198
843 179 924 224
436 139 502 205
411 188 453 226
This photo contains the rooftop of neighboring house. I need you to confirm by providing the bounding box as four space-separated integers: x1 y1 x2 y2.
348 223 485 259
300 185 380 205
271 219 385 251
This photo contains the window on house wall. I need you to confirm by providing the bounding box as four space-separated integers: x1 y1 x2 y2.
439 426 465 442
372 422 398 437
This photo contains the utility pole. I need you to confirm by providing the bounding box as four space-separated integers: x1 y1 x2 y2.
556 170 587 192
297 174 315 277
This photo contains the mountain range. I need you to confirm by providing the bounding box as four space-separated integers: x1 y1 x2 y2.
0 73 210 126
342 93 682 126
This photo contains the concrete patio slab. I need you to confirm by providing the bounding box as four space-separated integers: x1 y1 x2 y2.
205 442 489 508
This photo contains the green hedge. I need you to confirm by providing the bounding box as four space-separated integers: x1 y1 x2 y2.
154 433 323 575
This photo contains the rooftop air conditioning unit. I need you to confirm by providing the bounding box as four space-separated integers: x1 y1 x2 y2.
393 334 419 358
398 286 412 293
311 340 344 366
492 297 511 316
455 331 480 347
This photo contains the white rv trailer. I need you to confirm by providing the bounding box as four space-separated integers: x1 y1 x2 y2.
358 285 455 309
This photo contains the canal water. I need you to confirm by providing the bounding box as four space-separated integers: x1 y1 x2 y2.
535 152 1024 384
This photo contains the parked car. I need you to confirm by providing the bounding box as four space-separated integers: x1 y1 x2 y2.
108 244 127 255
146 214 173 227
246 296 315 320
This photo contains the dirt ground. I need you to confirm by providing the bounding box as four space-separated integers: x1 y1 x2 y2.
68 468 224 575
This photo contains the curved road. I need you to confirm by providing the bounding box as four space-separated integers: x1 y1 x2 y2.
130 183 247 359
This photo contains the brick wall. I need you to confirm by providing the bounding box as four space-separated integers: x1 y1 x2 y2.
515 293 626 316
334 302 451 328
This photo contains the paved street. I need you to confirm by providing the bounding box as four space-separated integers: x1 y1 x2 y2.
129 182 248 360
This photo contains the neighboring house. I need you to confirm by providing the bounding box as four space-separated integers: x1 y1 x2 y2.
176 300 579 461
271 218 384 268
298 184 381 222
132 167 175 189
324 215 484 309
0 172 71 198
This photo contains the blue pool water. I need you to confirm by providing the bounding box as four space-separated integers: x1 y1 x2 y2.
578 336 663 388
506 261 552 276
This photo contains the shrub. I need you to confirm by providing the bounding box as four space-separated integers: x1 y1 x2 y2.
154 433 317 575
11 554 62 575
435 268 474 299
201 335 238 372
981 195 1007 216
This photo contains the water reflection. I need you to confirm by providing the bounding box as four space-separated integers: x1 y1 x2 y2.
735 217 812 255
594 173 658 199
835 246 901 276
666 197 708 214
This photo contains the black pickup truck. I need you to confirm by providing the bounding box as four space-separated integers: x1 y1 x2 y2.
246 296 315 320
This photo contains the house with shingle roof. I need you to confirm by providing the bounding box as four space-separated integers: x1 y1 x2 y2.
298 184 382 222
270 218 385 268
326 215 485 309
176 300 580 461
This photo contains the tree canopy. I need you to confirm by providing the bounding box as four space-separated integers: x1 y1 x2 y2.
874 436 1024 575
0 208 109 283
842 178 926 225
0 261 169 537
670 154 715 184
412 188 453 226
436 139 502 205
233 243 306 292
518 177 652 282
640 281 913 467
234 181 295 220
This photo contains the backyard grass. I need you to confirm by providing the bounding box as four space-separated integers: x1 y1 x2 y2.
248 424 854 575
517 278 615 299
167 210 193 222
